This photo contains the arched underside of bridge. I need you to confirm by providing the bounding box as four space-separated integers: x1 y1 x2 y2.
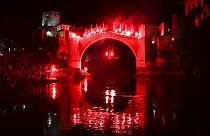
81 38 137 75
69 34 145 73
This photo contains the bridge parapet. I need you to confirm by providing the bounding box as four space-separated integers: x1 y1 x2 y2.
82 23 145 39
79 32 139 51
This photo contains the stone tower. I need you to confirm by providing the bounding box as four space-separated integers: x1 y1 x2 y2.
41 11 60 38
42 11 60 27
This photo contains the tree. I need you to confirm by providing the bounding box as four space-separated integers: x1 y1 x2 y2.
176 17 210 78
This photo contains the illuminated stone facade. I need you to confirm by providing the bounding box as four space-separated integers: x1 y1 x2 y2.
41 11 61 39
42 11 60 27
56 24 72 60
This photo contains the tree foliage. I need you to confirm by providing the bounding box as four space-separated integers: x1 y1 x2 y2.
177 17 210 78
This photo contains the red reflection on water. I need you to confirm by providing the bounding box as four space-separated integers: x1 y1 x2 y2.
70 109 146 133
52 83 56 99
42 83 60 99
59 78 147 133
59 82 84 128
105 96 109 104
135 78 146 127
105 51 108 57
105 89 116 104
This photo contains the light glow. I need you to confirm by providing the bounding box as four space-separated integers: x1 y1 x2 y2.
106 96 109 104
84 79 87 92
0 52 3 56
72 33 77 38
135 32 139 37
84 67 88 72
52 83 56 99
172 37 175 41
105 51 108 57
105 89 116 104
23 105 26 111
46 31 53 37
126 31 131 36
51 65 57 72
110 96 114 104
48 65 59 80
106 90 109 95
110 51 114 57
110 89 116 96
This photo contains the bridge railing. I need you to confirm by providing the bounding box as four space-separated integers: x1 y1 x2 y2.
78 23 145 39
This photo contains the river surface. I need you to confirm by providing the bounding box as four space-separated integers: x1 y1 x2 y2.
0 76 209 136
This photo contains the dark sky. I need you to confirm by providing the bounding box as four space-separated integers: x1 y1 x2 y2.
1 0 182 27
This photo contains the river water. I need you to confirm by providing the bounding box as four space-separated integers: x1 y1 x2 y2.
0 76 209 136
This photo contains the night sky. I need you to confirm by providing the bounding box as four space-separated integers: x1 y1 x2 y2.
1 0 182 27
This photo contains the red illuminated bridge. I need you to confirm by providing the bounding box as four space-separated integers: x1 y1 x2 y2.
41 11 152 73
58 24 145 70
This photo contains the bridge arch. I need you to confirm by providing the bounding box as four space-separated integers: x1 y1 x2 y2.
80 38 137 74
69 33 145 71
80 37 137 61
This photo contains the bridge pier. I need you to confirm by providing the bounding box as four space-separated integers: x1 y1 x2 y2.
69 38 81 69
69 59 81 69
136 60 146 69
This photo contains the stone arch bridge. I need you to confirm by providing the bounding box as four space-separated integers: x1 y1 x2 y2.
57 24 146 73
